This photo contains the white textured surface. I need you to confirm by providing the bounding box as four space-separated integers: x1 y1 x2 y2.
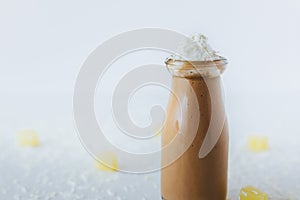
0 91 300 200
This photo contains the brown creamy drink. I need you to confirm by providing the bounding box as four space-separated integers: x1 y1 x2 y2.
161 35 229 200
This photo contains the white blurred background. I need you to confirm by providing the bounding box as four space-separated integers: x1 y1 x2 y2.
0 0 300 199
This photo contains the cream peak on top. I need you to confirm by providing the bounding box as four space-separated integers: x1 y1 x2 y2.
171 33 222 61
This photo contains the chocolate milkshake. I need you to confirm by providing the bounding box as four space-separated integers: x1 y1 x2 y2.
161 34 229 200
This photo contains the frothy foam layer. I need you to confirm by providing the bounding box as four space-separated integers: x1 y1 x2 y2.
171 33 222 61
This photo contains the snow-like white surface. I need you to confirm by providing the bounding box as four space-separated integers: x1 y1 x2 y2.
0 90 300 200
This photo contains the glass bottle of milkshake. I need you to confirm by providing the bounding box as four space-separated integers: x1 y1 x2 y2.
161 34 229 200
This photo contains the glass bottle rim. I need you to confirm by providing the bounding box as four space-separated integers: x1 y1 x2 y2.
165 57 228 68
165 57 228 78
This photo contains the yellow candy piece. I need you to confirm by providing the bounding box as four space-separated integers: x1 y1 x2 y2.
152 123 163 137
17 129 39 147
95 152 118 172
240 186 268 200
247 135 269 152
155 127 162 137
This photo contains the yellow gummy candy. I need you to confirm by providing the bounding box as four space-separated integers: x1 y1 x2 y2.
17 129 39 147
95 152 118 172
247 135 268 152
154 123 163 137
240 186 268 200
155 128 162 137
